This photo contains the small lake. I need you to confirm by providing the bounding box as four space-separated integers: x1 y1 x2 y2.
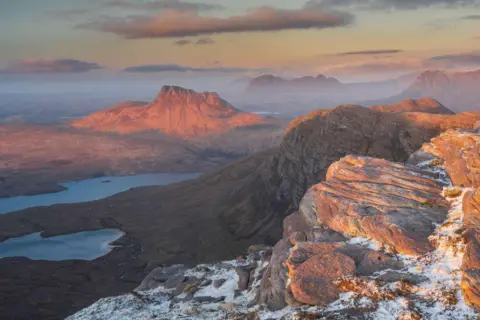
0 229 124 261
0 173 200 214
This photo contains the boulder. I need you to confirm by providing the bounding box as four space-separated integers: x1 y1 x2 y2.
236 264 256 291
283 211 313 239
136 264 187 291
256 239 291 310
289 252 356 306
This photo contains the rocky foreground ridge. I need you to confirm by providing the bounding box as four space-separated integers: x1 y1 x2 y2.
2 99 480 319
69 126 480 319
72 86 267 137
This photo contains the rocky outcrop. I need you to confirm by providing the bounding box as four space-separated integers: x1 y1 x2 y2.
417 129 480 188
72 86 266 137
258 155 448 310
463 189 480 309
68 128 480 319
410 128 480 310
304 155 449 255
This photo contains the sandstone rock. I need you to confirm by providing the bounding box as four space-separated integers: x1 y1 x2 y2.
462 188 480 310
256 239 291 310
283 211 312 239
287 242 342 270
304 155 449 255
136 264 187 291
421 130 480 188
290 252 356 306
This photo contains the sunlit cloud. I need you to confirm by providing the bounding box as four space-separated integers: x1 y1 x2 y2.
2 59 103 74
306 0 480 10
77 6 354 39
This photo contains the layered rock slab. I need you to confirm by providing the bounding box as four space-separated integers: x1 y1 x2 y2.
420 129 480 188
463 188 480 310
300 155 449 255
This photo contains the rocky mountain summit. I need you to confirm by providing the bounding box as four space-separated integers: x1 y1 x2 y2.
2 100 480 319
69 127 480 320
72 86 267 137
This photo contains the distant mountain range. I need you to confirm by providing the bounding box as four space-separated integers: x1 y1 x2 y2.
364 69 480 112
247 74 342 91
73 86 268 138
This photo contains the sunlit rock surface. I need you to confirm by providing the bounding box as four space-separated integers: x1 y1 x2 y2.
68 129 480 319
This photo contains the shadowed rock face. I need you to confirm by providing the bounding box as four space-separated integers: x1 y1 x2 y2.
72 85 266 137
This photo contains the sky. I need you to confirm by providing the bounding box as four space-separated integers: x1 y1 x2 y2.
1 0 480 81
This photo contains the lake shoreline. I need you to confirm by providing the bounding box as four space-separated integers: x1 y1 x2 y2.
0 172 200 215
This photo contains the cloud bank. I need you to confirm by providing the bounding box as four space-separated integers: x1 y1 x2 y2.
306 0 480 10
103 0 224 12
2 59 102 74
173 37 215 46
123 64 249 73
77 6 354 39
336 49 403 55
429 52 480 66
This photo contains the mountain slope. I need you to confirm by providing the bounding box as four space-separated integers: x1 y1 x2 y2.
369 97 454 114
72 86 266 138
1 102 480 319
371 69 480 112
